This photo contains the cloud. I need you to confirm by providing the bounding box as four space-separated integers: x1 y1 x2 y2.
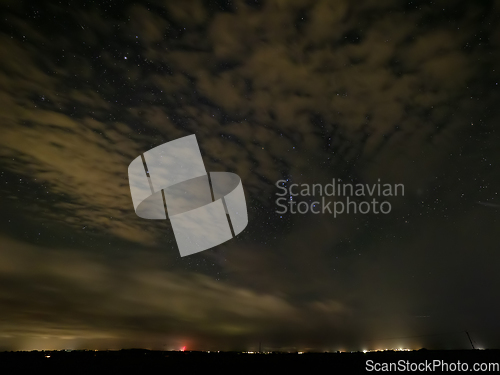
0 235 351 350
1 0 492 247
0 0 499 350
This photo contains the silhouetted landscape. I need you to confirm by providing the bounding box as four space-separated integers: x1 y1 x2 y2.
2 349 500 373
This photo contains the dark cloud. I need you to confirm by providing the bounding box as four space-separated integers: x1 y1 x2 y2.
0 0 499 351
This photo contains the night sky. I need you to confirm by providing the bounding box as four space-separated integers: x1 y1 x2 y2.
0 0 499 352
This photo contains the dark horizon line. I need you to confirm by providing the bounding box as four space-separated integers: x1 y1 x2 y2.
0 348 493 353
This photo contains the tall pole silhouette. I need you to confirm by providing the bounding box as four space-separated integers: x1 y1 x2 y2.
465 331 475 349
